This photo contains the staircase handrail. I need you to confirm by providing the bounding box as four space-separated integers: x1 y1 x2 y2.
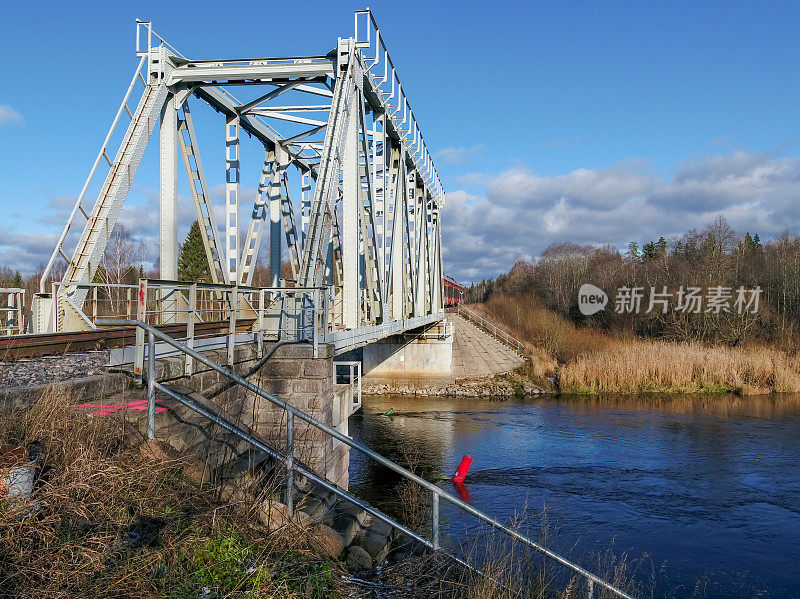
97 317 635 599
456 304 525 353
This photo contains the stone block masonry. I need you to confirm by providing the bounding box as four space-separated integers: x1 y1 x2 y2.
152 342 352 491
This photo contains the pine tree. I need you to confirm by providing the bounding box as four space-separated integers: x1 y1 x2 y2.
178 221 211 282
655 236 668 258
10 270 23 288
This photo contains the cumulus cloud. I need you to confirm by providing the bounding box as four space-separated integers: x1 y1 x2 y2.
434 144 485 166
443 151 800 283
5 150 800 285
0 104 24 127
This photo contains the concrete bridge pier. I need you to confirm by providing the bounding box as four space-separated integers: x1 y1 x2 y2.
361 321 453 380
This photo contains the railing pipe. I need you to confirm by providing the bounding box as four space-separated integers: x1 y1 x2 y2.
96 317 633 599
286 410 295 516
432 491 440 549
146 329 156 439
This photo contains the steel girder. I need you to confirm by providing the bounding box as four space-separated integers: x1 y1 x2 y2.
38 11 444 339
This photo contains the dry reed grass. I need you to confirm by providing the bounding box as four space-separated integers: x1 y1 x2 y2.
471 294 800 395
472 294 608 365
561 340 800 395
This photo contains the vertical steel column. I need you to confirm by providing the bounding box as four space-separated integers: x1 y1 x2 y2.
160 93 178 324
146 330 156 439
431 491 439 549
415 186 427 316
300 170 312 247
185 283 196 376
225 116 240 283
286 410 295 516
389 147 404 320
269 146 287 286
342 92 360 329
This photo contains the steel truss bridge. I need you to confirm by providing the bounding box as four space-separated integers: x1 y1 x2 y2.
28 9 445 356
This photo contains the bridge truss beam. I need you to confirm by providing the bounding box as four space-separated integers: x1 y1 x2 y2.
35 10 445 344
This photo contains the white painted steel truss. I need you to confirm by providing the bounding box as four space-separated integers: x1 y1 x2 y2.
36 9 444 343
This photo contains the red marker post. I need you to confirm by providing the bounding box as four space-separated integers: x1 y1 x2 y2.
452 454 473 483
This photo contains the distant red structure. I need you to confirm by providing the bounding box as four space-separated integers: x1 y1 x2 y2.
444 275 466 307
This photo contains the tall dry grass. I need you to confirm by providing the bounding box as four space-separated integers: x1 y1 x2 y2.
472 294 608 364
471 293 800 395
561 340 800 395
0 389 347 598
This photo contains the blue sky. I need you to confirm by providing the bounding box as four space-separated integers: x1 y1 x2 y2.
2 1 800 282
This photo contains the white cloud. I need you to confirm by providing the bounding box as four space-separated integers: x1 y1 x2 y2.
0 104 24 127
442 151 800 283
5 150 800 285
434 144 485 166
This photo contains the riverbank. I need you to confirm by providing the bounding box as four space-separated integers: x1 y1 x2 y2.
469 294 800 395
0 388 558 598
362 372 551 398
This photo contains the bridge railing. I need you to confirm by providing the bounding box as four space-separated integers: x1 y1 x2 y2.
130 279 328 377
0 288 25 336
96 317 636 599
457 304 525 353
333 360 362 413
354 9 443 202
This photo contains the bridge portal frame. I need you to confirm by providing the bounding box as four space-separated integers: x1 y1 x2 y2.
34 9 445 346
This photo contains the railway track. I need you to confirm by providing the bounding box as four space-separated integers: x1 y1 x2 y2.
0 320 256 361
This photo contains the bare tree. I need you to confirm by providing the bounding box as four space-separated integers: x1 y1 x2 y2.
100 224 141 313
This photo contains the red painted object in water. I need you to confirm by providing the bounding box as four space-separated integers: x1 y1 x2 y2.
452 454 473 483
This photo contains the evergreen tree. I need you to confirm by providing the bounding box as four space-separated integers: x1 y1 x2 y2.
178 221 211 282
10 270 23 288
654 236 668 258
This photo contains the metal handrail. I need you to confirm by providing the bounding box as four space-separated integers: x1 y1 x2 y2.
98 317 634 598
456 304 525 353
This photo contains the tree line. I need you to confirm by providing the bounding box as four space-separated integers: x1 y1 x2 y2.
467 215 800 348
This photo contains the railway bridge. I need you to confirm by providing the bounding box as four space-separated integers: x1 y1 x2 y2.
0 11 636 597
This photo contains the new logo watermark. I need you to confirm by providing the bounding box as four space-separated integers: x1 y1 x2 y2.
578 284 608 316
578 285 762 315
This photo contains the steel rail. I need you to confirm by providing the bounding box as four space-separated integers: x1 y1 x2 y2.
96 317 635 599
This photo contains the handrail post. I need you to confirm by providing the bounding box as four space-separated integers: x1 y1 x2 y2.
134 279 148 381
228 286 238 366
258 288 265 356
587 579 594 599
146 330 156 439
431 490 439 549
357 361 362 410
185 283 196 376
286 410 295 516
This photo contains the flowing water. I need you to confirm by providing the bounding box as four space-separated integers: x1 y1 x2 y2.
348 393 800 598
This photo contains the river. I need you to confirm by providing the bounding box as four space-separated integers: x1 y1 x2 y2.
348 393 800 598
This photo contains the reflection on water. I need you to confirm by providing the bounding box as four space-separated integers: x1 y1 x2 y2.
349 393 800 598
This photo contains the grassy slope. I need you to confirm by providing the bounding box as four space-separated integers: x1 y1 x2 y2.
0 390 343 599
471 294 800 395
